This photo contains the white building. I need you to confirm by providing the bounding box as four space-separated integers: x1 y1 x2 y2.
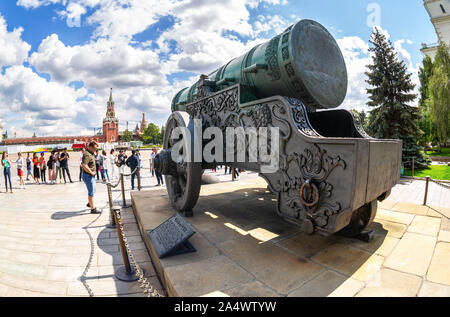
421 0 450 59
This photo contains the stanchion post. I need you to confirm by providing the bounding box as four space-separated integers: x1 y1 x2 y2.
112 206 139 282
232 168 235 182
120 173 126 207
137 167 141 191
423 176 430 206
412 157 415 178
106 182 116 229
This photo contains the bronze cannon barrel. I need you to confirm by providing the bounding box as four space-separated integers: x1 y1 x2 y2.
172 19 348 111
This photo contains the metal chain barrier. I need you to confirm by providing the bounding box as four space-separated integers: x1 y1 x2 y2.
102 166 163 297
422 176 450 220
430 178 450 190
114 209 164 297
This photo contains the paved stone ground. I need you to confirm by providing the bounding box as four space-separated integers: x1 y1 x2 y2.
0 150 448 297
0 153 164 297
133 178 450 297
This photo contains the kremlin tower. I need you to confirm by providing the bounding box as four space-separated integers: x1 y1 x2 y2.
102 88 119 143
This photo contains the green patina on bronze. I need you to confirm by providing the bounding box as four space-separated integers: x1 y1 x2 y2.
171 19 348 112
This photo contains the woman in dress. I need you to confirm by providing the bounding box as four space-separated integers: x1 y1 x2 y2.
32 153 40 184
109 149 117 180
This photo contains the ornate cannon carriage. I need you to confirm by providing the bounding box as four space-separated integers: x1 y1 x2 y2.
155 20 402 237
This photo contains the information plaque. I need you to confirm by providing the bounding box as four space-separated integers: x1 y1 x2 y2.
148 213 196 259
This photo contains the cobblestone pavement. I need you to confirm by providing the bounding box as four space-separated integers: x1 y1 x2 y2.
0 156 164 297
0 150 448 296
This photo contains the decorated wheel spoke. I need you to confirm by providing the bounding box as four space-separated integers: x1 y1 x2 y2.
155 112 202 215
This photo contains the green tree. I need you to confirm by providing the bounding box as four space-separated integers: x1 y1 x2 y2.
427 43 450 148
122 129 133 142
143 123 160 144
351 109 370 132
418 56 436 147
365 28 429 169
158 125 165 145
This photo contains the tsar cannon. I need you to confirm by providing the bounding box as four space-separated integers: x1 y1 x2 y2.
154 19 402 237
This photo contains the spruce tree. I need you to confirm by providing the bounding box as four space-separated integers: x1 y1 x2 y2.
365 28 430 169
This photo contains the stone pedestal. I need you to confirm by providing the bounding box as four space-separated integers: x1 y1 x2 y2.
131 178 449 297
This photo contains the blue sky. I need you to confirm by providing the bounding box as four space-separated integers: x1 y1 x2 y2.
0 0 439 137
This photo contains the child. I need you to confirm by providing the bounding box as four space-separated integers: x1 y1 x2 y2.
15 152 25 189
1 152 13 193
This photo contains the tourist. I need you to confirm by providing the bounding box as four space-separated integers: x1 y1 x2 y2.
15 152 25 189
81 141 101 214
60 148 73 183
1 152 13 193
26 153 32 181
155 150 164 186
32 153 40 184
100 150 109 182
48 152 55 185
117 150 126 175
232 168 240 180
155 169 164 186
136 149 143 169
125 150 140 190
95 149 100 180
151 150 156 177
55 150 62 184
78 148 85 182
109 149 117 179
39 153 47 184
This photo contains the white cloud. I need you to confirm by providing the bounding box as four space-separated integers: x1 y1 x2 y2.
0 15 31 68
7 0 421 138
58 2 87 27
0 65 95 136
16 0 62 9
30 35 165 90
337 36 371 111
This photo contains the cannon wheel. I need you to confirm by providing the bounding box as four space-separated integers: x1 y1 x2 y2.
338 200 377 237
163 112 202 215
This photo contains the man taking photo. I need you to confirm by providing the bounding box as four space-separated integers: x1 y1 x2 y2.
81 141 101 214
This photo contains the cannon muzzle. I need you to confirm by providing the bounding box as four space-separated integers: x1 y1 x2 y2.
172 19 347 111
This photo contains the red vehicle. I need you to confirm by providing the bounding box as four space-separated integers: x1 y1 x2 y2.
72 143 87 151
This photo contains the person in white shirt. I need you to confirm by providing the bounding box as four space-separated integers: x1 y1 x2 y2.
79 148 85 182
109 149 117 180
15 152 25 189
100 150 109 182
